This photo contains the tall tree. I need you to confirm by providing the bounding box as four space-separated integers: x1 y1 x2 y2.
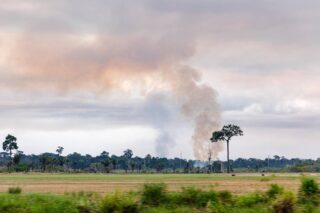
123 149 133 159
211 124 243 173
3 134 19 165
55 146 65 170
56 146 64 156
123 149 133 173
100 151 110 173
13 151 23 166
101 151 109 158
39 153 52 172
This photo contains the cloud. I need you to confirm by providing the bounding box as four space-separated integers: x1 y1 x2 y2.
1 0 320 159
0 1 223 159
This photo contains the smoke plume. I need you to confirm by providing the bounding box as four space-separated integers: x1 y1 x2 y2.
2 33 221 160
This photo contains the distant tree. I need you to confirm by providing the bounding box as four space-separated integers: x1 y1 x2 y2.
207 143 212 173
130 161 135 173
211 124 243 173
102 159 111 173
3 134 19 168
184 161 191 173
13 151 23 166
123 149 133 173
39 153 52 172
274 155 280 161
123 149 133 159
100 151 110 173
101 151 109 158
111 158 117 170
144 154 152 170
56 146 64 156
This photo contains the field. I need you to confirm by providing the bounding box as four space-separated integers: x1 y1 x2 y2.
0 173 319 212
0 173 316 195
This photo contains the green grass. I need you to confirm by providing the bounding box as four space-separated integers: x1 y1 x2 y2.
0 178 320 212
0 173 312 182
0 193 80 213
0 173 318 196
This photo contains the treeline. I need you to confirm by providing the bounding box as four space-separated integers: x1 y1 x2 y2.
1 134 320 173
1 150 320 173
0 149 195 173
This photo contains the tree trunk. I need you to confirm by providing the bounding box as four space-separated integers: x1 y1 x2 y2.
227 140 230 173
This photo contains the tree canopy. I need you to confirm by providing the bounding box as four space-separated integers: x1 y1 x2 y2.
3 134 18 157
211 124 243 143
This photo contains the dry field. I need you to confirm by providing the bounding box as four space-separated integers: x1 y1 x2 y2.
0 173 317 195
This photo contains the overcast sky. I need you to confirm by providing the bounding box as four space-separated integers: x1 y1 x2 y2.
0 0 319 160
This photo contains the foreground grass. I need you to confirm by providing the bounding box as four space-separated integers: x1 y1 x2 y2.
0 193 80 213
1 177 320 213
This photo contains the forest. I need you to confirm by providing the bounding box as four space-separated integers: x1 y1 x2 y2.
1 134 319 173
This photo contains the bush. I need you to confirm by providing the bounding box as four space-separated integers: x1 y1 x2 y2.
237 193 266 207
207 201 228 213
217 190 233 204
180 187 202 204
100 192 138 213
299 178 319 197
8 187 22 194
299 203 316 213
298 177 319 206
273 192 296 213
66 191 101 212
204 191 220 206
0 194 79 213
141 206 198 213
266 184 284 199
141 183 167 206
169 187 218 207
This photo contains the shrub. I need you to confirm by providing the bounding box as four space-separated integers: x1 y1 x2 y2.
170 187 219 208
266 184 284 199
141 206 198 213
207 201 228 213
299 203 316 213
204 191 220 206
100 192 138 213
77 205 92 213
8 187 22 194
0 193 79 213
218 190 233 204
177 187 201 206
298 177 319 205
141 183 167 206
66 191 101 212
237 192 266 207
299 178 319 197
273 192 296 213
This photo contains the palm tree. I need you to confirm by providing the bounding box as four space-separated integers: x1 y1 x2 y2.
211 124 243 173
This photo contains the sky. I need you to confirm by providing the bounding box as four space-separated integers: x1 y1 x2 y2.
0 0 320 160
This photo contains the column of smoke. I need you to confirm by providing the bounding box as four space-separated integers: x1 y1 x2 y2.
163 66 222 160
6 35 222 160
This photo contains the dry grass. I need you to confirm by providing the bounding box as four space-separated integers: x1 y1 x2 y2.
0 173 316 195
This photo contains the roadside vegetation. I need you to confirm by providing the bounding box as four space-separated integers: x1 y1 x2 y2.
0 177 319 212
